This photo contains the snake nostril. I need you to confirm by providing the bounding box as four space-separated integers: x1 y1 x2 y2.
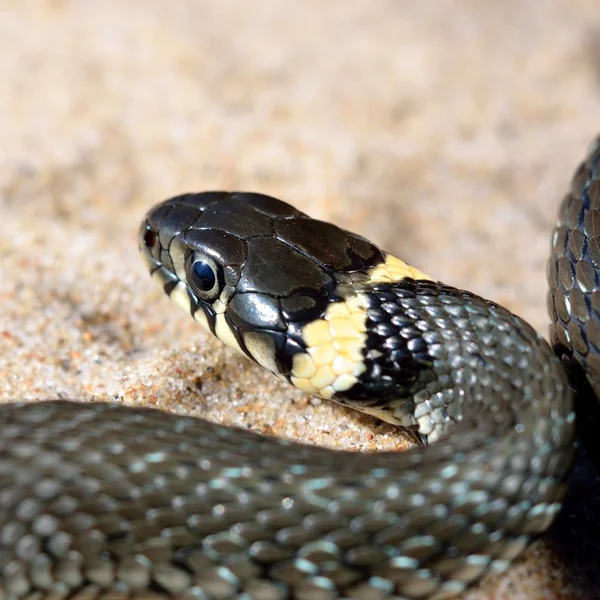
144 229 157 248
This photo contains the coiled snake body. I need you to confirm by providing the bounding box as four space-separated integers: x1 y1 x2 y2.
5 139 600 599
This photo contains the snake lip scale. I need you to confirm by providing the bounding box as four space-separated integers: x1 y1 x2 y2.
7 139 600 598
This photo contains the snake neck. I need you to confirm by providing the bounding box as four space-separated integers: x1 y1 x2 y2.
291 277 572 446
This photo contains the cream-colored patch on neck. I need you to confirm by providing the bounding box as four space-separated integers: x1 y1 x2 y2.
291 294 368 399
368 254 434 283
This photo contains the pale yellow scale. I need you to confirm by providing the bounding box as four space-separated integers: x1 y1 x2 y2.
291 295 368 399
369 254 434 284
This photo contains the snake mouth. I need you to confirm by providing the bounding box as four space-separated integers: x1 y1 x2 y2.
138 192 310 373
139 198 214 335
139 212 183 298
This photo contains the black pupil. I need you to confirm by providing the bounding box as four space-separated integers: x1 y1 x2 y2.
192 261 216 292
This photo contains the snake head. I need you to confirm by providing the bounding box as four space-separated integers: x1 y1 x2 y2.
139 192 385 388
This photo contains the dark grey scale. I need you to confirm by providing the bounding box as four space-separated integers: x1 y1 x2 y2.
549 136 600 469
153 190 307 222
228 293 285 331
230 191 307 219
237 237 334 297
274 218 384 272
155 203 202 257
184 228 247 270
194 196 276 239
280 293 329 322
160 190 232 213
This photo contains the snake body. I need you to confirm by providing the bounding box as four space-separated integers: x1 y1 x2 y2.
549 136 600 468
6 140 600 599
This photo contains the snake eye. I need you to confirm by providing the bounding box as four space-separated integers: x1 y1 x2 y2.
192 261 215 291
187 253 223 301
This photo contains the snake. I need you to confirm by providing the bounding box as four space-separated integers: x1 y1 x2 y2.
5 139 600 600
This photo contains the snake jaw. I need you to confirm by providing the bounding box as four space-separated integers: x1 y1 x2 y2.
140 192 387 385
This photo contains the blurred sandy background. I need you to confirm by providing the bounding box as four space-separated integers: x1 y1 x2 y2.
1 1 600 597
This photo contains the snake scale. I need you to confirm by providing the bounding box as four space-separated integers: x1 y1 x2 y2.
3 138 600 600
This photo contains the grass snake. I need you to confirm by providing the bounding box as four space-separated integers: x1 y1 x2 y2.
4 138 600 599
